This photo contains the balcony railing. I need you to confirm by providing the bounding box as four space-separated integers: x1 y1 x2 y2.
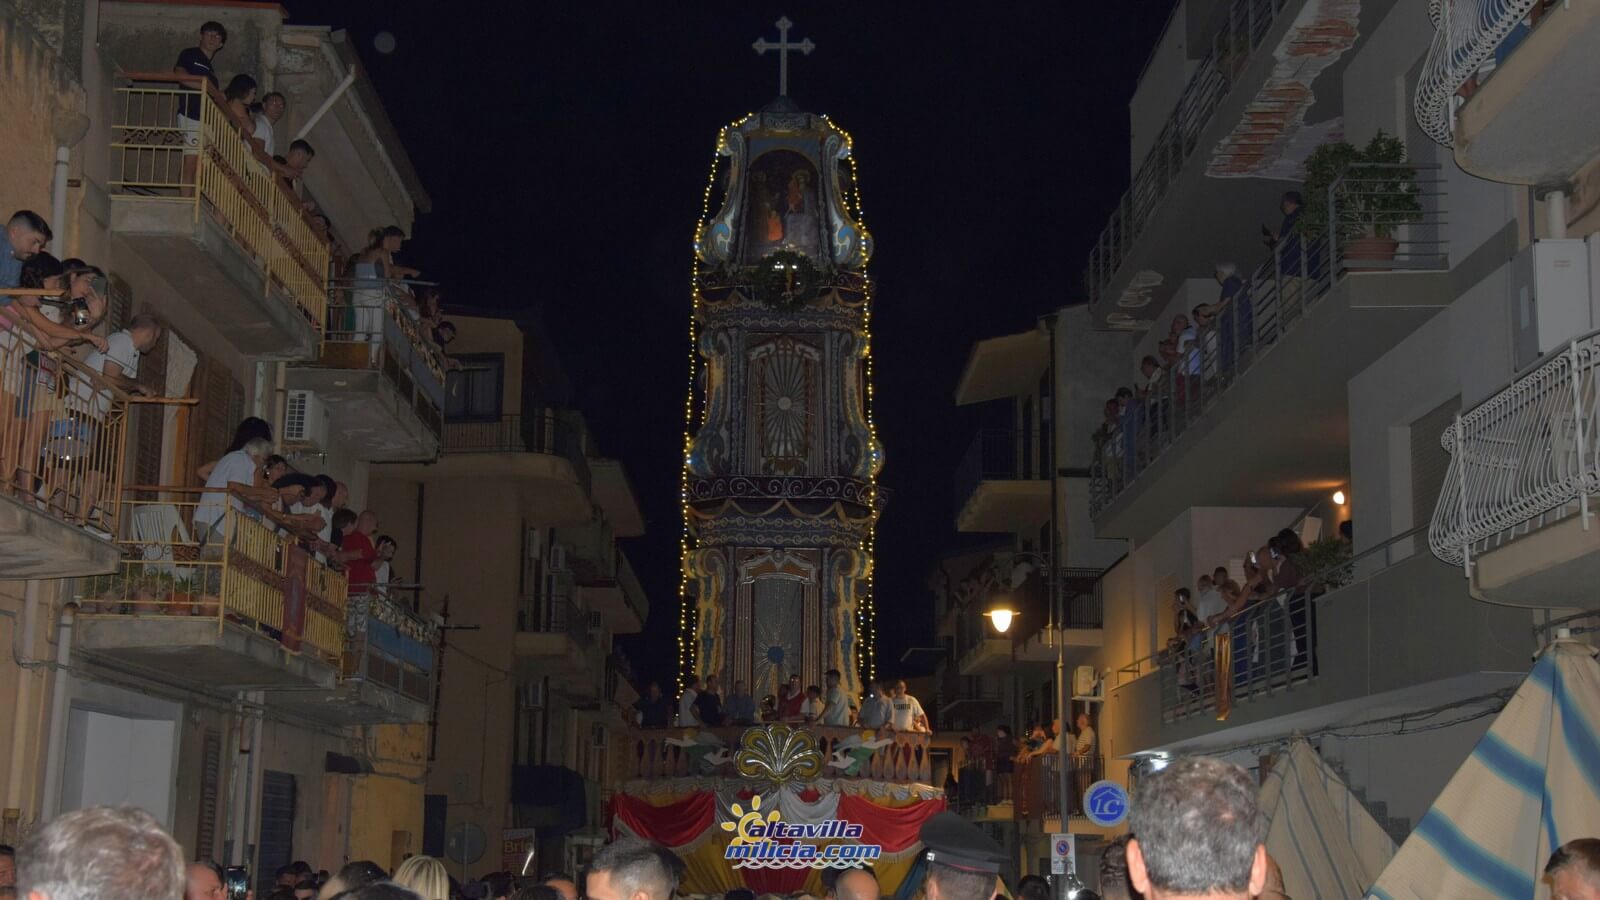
444 412 592 494
316 279 447 436
621 725 932 785
518 594 591 646
1429 330 1600 570
75 490 349 663
954 427 1046 511
344 586 439 704
110 75 330 329
1091 165 1448 514
0 326 133 537
1085 0 1296 306
1109 525 1423 721
1415 0 1544 146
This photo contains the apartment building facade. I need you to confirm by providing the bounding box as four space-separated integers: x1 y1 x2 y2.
371 313 648 883
0 0 467 889
955 0 1600 885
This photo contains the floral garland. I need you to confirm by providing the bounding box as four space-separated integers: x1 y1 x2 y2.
346 592 441 645
744 250 822 310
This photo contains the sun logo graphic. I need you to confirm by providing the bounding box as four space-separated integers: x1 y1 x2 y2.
722 795 782 847
720 796 881 870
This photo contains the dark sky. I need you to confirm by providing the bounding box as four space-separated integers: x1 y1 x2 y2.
294 1 1174 688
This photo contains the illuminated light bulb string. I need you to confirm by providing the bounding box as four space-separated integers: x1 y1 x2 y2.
679 117 749 693
830 119 879 687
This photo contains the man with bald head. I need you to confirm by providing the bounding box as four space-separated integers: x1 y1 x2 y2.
185 861 225 900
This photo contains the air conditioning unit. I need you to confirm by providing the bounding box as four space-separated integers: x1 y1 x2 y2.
1073 666 1099 697
550 544 569 573
283 390 329 449
1513 238 1594 370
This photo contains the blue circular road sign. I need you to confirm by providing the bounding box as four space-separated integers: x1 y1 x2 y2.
1084 780 1130 827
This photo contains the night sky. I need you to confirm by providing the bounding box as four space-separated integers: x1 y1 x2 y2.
293 1 1174 688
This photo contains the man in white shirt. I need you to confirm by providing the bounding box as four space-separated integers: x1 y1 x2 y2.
677 676 702 727
194 436 272 547
821 668 852 726
1194 575 1228 626
253 91 285 156
890 680 927 733
80 315 161 412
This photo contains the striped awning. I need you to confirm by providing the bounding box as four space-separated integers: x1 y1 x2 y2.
1260 738 1396 900
1367 641 1600 900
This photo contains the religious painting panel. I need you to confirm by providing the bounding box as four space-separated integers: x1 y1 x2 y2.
742 149 824 263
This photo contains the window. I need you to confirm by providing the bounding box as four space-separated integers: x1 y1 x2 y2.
444 353 504 421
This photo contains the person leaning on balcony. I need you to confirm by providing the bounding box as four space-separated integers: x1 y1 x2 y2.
0 210 51 292
253 90 286 157
890 679 928 733
222 74 258 141
195 434 275 549
339 510 382 593
174 21 226 190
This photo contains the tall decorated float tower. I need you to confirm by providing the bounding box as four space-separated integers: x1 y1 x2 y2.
680 18 882 702
613 23 942 899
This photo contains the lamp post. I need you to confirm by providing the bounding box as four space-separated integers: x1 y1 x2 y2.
985 551 1072 854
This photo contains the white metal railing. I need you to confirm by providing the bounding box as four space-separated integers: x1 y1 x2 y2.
1415 0 1541 146
1429 331 1600 569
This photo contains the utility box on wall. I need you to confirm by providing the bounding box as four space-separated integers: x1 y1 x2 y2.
1513 238 1593 370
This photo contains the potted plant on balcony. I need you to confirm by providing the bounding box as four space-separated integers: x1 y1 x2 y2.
130 568 167 615
1297 131 1422 265
164 574 198 616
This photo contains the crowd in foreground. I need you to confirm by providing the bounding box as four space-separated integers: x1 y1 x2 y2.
3 755 1597 900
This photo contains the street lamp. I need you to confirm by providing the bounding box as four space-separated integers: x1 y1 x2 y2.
983 605 1019 634
984 551 1072 874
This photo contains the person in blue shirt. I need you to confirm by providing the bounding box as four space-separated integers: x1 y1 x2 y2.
173 21 227 191
1 211 52 292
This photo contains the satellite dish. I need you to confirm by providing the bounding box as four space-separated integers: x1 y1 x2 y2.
444 821 487 865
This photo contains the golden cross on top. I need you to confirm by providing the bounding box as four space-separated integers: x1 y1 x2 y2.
753 16 814 97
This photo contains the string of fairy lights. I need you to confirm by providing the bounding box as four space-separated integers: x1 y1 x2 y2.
678 113 881 692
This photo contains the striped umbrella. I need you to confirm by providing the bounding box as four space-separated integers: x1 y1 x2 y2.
1260 737 1396 899
1367 641 1600 900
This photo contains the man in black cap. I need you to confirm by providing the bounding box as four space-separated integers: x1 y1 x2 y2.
919 811 1006 900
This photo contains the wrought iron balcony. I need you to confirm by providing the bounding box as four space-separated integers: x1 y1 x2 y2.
1083 0 1299 309
285 280 446 461
444 412 592 494
0 332 135 578
954 428 1051 533
108 75 328 359
1091 164 1449 521
1429 329 1600 605
74 489 348 690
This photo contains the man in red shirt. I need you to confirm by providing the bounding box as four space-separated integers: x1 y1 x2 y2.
340 510 381 592
778 673 807 720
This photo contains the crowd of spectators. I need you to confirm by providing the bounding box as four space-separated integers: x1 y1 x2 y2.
169 21 459 375
196 415 410 607
1166 520 1352 696
951 715 1098 817
635 675 931 733
1091 191 1312 487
